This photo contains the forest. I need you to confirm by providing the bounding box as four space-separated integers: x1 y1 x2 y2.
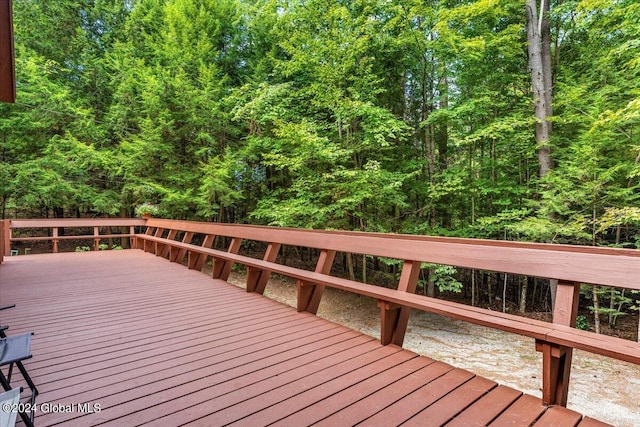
1 0 639 334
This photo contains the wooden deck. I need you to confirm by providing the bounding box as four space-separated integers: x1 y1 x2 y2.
0 250 610 426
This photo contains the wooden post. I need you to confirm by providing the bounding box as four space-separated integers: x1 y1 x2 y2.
246 243 281 294
188 234 215 270
297 249 336 314
129 225 136 249
154 228 166 256
212 238 242 281
52 227 59 253
536 280 580 406
93 226 100 251
143 226 155 252
378 260 421 346
171 232 193 264
159 229 177 258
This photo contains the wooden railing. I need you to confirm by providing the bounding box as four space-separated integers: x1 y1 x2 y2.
3 218 146 255
3 217 640 408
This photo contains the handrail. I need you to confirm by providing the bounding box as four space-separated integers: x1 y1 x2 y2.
5 218 146 254
146 218 640 289
4 217 640 408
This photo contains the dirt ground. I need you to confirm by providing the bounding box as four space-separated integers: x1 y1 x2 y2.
226 271 640 427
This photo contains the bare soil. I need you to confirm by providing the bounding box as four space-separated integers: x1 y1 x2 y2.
226 271 640 427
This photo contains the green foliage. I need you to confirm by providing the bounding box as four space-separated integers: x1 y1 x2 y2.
135 202 160 217
575 315 590 331
422 264 463 293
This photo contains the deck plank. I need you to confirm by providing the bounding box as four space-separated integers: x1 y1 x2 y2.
488 394 547 426
445 385 522 426
401 376 498 426
0 250 611 426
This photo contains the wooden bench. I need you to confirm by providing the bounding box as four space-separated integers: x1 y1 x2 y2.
135 219 640 407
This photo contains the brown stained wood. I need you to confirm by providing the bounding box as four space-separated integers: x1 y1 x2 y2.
144 218 640 290
577 417 614 427
268 355 430 427
138 235 553 335
52 227 59 253
9 218 146 229
246 242 281 294
212 237 241 280
12 234 136 243
445 385 522 426
297 249 336 314
313 361 453 427
126 234 640 368
46 325 355 426
0 249 615 426
402 376 497 426
172 231 194 263
206 347 413 427
360 368 476 426
537 280 580 405
189 233 215 270
380 260 420 346
489 394 547 426
159 229 178 258
103 336 381 427
533 405 583 426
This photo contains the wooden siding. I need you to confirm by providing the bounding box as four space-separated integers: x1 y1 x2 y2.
0 250 611 426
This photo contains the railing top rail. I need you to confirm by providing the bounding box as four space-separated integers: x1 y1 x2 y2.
9 218 146 228
8 218 640 290
145 219 640 290
146 218 640 255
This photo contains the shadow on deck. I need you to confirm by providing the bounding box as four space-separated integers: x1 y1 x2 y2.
0 250 609 426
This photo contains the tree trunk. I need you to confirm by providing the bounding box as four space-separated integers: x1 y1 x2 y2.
346 253 355 281
427 267 435 297
519 277 528 314
593 285 601 334
471 269 476 307
609 289 615 326
549 279 558 312
502 273 508 313
526 0 553 178
488 272 494 302
362 254 367 284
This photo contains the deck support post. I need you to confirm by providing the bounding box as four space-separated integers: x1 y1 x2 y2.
93 226 100 251
378 260 421 346
171 232 193 264
212 237 242 280
142 226 155 252
297 249 336 314
152 228 165 255
536 340 573 406
159 229 177 258
129 225 136 249
536 280 580 406
246 243 281 294
188 234 215 270
52 227 59 253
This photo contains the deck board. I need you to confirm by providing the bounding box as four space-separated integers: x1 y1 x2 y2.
0 250 613 426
